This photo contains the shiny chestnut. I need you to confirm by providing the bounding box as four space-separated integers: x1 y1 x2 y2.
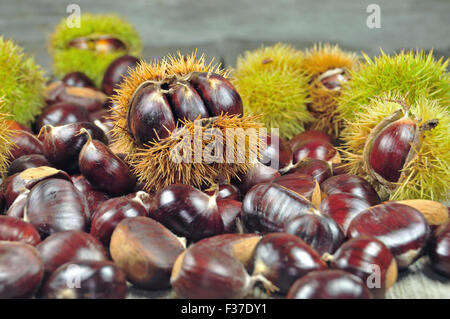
36 230 107 279
330 236 397 298
347 202 430 269
9 130 43 160
36 102 91 132
242 173 318 233
7 154 50 176
0 215 41 246
0 241 44 298
429 223 450 277
286 270 372 299
284 213 345 255
149 184 242 241
78 130 136 196
62 72 95 88
26 178 89 237
90 191 151 246
249 233 327 294
110 216 186 289
41 260 127 299
171 234 278 298
321 174 381 206
101 55 140 95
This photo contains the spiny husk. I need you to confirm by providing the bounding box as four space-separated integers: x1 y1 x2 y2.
0 36 46 126
0 98 13 176
111 51 263 191
130 114 264 191
110 51 227 154
336 49 450 126
340 94 450 202
301 43 360 137
232 43 312 139
50 13 142 86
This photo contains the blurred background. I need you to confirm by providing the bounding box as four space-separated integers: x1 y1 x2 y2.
0 0 449 72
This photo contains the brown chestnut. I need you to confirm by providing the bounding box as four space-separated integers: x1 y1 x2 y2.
41 260 127 299
329 236 397 298
347 202 430 269
319 193 371 235
26 178 89 237
78 129 136 196
6 191 28 219
259 133 293 172
248 233 327 294
0 241 44 298
292 138 339 164
204 183 240 201
36 230 107 279
235 162 280 196
284 212 345 255
9 130 43 160
429 223 450 277
289 130 332 151
110 216 186 289
0 215 41 246
3 166 71 207
287 158 332 184
242 174 318 233
36 102 91 132
101 55 140 95
7 154 50 176
286 270 373 299
321 174 381 206
41 122 108 172
171 233 277 298
62 72 95 88
90 191 151 246
149 184 242 241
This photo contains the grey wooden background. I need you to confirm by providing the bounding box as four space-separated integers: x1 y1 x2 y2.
0 0 449 299
0 0 449 73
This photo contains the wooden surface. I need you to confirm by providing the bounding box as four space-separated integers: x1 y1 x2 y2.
126 256 450 299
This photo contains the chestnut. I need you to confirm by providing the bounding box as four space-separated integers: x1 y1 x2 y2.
41 260 127 299
9 130 43 160
188 72 243 117
26 178 89 238
0 215 41 246
319 193 371 235
36 102 91 132
368 117 416 183
284 213 345 255
62 72 95 88
171 233 278 298
289 130 332 151
101 55 140 95
6 191 28 219
78 129 136 196
286 270 373 299
429 223 450 277
110 216 186 289
292 138 339 164
259 133 293 172
242 174 318 233
248 233 327 294
41 122 108 172
0 241 44 298
7 154 50 176
90 191 151 246
36 230 107 279
149 184 242 241
321 174 381 206
347 202 430 269
235 162 280 196
329 236 397 298
71 174 110 215
68 36 126 53
287 158 332 184
3 166 71 207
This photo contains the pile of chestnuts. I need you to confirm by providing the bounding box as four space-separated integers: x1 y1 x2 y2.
0 52 448 301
